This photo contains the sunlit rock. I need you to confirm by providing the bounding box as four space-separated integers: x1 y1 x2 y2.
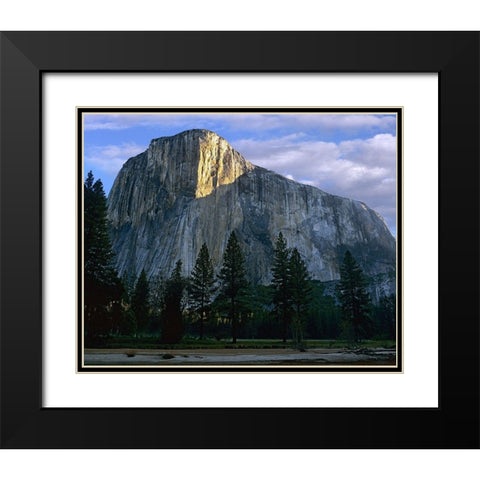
107 129 396 285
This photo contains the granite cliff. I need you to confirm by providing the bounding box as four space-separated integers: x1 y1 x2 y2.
107 129 396 285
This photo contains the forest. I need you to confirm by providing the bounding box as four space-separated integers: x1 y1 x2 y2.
84 172 396 349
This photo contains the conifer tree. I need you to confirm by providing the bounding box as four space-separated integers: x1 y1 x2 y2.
189 243 215 339
375 293 396 340
121 270 137 303
337 250 372 342
270 232 292 342
287 248 312 346
218 231 248 344
131 269 151 334
148 273 166 334
84 171 122 340
161 260 186 344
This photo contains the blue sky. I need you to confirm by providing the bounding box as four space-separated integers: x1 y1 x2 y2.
84 112 397 236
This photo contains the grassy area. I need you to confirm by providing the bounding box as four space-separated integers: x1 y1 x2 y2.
87 336 396 350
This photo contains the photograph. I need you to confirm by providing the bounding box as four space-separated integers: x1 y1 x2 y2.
1 29 478 453
78 108 401 371
79 108 401 371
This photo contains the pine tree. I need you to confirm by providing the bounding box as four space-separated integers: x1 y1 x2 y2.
189 243 215 339
375 293 396 340
84 171 122 340
148 273 166 334
337 250 372 342
270 232 292 342
161 260 186 344
287 248 312 347
121 270 137 303
131 269 150 334
218 231 248 344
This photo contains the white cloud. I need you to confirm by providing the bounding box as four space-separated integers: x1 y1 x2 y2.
85 142 146 174
84 113 396 136
82 113 397 233
277 114 396 132
231 133 397 232
84 114 194 131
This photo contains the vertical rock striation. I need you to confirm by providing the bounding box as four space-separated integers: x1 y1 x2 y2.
107 129 396 285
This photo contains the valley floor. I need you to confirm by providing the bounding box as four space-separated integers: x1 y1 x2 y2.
83 347 396 367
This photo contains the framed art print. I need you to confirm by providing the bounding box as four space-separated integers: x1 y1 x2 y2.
77 107 401 373
1 32 478 448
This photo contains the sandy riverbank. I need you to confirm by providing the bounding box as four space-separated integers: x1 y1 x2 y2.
83 347 396 366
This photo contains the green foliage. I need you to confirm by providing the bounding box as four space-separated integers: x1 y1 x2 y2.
120 308 137 336
131 269 151 334
287 247 313 347
337 250 373 342
84 171 123 342
82 192 393 347
84 172 117 289
189 243 216 339
218 231 249 344
243 285 278 339
147 274 166 334
121 270 137 303
270 232 292 342
268 236 314 345
161 260 187 344
371 293 396 340
91 335 395 351
305 281 341 339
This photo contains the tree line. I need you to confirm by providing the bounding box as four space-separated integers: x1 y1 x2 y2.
84 172 396 347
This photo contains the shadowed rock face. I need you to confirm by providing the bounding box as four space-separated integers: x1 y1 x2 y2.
107 129 396 284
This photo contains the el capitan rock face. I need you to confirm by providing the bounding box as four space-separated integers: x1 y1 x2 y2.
107 129 396 285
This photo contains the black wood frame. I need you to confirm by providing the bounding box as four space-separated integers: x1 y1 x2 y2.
0 32 478 448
